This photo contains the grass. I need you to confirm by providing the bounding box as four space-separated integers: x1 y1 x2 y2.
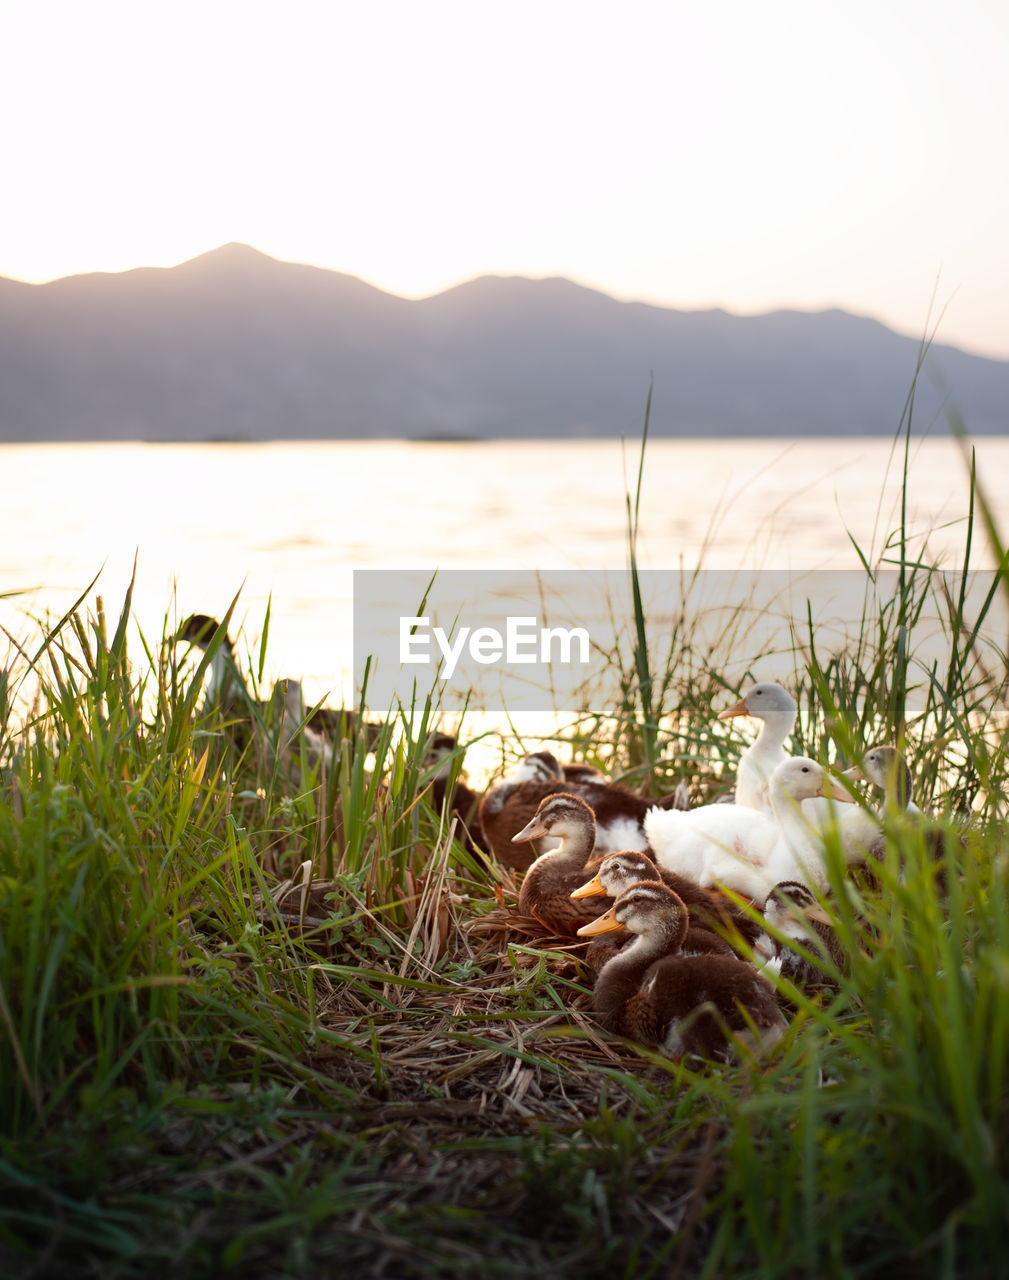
2 395 1009 1277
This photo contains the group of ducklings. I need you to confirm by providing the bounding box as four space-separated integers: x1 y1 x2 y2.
175 623 920 1064
482 681 926 1066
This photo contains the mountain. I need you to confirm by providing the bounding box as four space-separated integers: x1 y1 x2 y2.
1 243 1006 440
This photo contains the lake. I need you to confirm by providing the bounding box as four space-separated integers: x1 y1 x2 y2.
2 436 1006 740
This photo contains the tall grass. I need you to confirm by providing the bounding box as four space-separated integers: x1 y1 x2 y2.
1 397 1009 1277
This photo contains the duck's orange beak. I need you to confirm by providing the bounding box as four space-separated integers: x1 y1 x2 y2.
718 697 749 720
818 776 854 803
512 816 548 843
842 765 865 782
570 873 605 899
577 906 626 936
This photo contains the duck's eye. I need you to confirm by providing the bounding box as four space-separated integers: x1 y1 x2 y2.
801 765 810 773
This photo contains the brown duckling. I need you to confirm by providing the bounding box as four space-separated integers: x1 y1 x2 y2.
510 792 615 935
753 880 846 993
481 751 678 872
578 881 786 1063
478 752 569 869
560 761 607 785
423 733 487 862
571 849 761 951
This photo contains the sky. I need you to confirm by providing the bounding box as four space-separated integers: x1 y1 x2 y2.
2 0 1008 359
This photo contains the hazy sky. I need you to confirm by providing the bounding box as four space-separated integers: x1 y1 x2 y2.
2 0 1008 358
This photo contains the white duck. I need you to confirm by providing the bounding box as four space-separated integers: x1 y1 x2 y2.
718 682 797 814
645 757 852 899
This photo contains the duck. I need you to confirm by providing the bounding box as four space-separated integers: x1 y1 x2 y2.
802 743 921 865
842 745 960 889
762 758 858 889
752 880 846 993
570 849 761 950
175 613 381 763
480 751 679 872
644 757 853 900
174 613 244 710
718 682 797 814
423 733 487 861
509 792 617 935
559 761 607 786
838 744 919 855
577 881 787 1063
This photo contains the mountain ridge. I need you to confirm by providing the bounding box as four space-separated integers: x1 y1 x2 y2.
1 243 1006 441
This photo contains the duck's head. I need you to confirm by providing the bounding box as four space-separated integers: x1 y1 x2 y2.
718 682 796 726
577 880 688 948
503 750 564 788
562 762 605 784
174 614 240 705
571 849 662 900
424 733 461 778
762 879 833 930
845 745 913 809
175 614 234 657
771 757 852 805
755 880 823 958
512 791 595 844
429 733 458 758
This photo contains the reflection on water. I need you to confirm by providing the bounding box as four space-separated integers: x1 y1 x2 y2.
1 437 1006 718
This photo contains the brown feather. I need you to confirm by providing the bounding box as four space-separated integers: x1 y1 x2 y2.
588 881 786 1063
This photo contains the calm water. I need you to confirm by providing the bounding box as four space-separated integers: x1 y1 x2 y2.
2 437 1006 717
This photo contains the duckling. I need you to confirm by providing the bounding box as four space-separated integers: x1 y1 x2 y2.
753 880 845 993
578 881 786 1063
802 743 922 868
570 849 761 949
560 762 607 785
510 792 616 935
718 682 797 814
175 613 244 711
423 733 486 861
480 752 675 872
847 745 917 809
645 757 853 899
837 744 918 857
175 615 381 756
